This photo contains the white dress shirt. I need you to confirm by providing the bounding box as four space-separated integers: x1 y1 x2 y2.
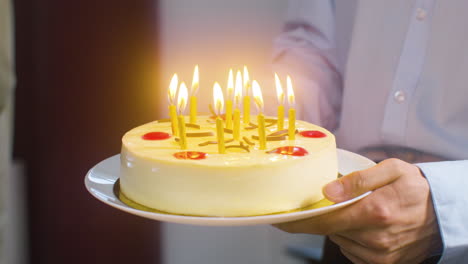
273 0 468 262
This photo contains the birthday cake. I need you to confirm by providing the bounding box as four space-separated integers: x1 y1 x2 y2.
119 115 338 217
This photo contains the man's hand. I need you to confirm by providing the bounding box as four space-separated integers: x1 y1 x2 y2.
274 158 442 264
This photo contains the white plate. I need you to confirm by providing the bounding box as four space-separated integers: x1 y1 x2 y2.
84 149 375 226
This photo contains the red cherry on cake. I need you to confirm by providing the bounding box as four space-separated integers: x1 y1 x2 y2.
267 146 309 156
142 132 171 140
299 130 326 138
173 151 207 160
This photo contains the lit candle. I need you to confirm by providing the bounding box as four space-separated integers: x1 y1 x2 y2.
177 82 189 149
225 69 234 129
275 73 285 131
189 65 199 124
287 75 296 140
252 80 266 150
243 66 251 124
213 82 226 154
168 73 179 136
233 71 243 140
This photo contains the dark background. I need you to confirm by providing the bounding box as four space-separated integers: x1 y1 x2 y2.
13 0 162 263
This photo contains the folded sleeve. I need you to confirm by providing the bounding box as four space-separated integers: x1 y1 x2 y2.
416 161 468 263
272 0 342 131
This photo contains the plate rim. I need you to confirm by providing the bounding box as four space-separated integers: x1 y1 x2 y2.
84 148 375 226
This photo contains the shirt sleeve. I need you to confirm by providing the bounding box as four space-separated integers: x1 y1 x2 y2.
416 161 468 264
272 0 342 131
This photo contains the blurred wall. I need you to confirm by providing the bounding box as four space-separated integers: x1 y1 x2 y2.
14 1 162 263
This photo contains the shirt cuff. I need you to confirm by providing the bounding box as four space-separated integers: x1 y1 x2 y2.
416 161 468 264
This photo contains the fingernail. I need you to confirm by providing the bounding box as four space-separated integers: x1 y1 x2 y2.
324 180 344 200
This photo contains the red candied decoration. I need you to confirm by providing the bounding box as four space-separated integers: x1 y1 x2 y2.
142 132 171 140
299 130 326 138
173 151 207 160
267 146 309 156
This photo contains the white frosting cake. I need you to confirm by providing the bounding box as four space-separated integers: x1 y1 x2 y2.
120 115 337 217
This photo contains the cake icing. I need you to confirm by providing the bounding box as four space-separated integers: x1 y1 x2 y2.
120 115 338 217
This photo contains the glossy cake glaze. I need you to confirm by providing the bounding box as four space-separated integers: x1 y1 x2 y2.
120 115 337 217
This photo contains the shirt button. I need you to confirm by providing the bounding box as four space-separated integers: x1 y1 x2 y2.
394 90 406 103
416 8 427 21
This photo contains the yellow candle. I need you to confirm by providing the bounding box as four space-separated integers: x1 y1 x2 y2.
177 82 189 145
243 67 251 124
190 65 199 124
233 70 243 140
288 108 296 140
258 113 266 150
169 104 178 136
189 95 197 124
225 69 234 129
233 108 241 140
168 73 179 136
178 115 187 149
275 73 285 131
277 104 284 131
216 117 226 154
213 82 226 154
287 75 296 140
243 96 250 124
225 99 233 129
252 80 266 149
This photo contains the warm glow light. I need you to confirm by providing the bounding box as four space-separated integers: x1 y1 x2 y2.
252 80 264 113
234 70 243 107
275 73 284 105
168 73 178 104
213 82 224 116
191 65 199 95
243 66 250 94
177 82 188 115
287 75 295 107
227 69 234 99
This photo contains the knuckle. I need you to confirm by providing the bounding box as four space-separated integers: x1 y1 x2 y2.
384 158 412 176
374 206 393 224
367 200 393 225
350 170 368 194
384 158 402 166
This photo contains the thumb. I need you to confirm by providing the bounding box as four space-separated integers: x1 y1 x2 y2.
323 159 403 203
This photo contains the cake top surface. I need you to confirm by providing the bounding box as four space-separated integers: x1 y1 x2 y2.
122 115 335 167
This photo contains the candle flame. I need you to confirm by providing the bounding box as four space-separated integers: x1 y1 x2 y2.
191 65 199 95
234 70 243 107
243 66 250 95
227 69 234 99
177 82 188 115
168 73 178 104
274 73 284 105
252 80 264 113
286 75 295 107
213 82 224 116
